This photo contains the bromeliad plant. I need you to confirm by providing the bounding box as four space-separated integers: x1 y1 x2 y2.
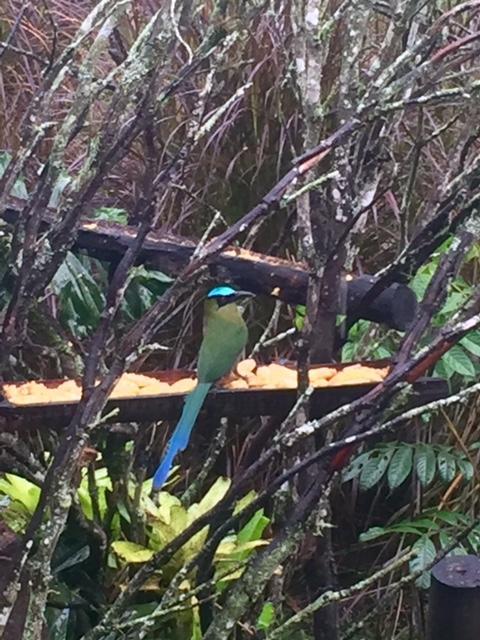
0 469 270 639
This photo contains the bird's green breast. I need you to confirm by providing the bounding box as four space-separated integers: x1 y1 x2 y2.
197 300 248 383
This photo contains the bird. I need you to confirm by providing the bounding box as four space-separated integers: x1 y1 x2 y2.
152 284 253 490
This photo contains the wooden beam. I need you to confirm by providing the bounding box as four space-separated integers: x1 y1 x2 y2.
2 206 417 330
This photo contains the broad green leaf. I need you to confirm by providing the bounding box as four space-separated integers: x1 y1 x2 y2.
342 451 371 483
442 345 476 378
216 540 269 558
117 500 131 524
341 341 356 362
188 477 231 523
440 291 468 316
374 345 393 359
233 490 257 514
359 449 393 490
402 518 438 531
410 536 436 589
52 252 105 337
257 602 275 630
434 510 464 526
237 509 269 545
389 523 432 535
156 492 183 525
0 474 41 513
456 457 474 482
439 531 468 556
45 607 69 640
415 445 436 486
77 470 111 521
387 445 413 489
53 545 90 574
122 267 172 320
467 527 480 552
294 305 305 331
460 333 480 357
434 357 453 381
359 526 388 542
410 272 432 300
111 541 154 563
466 243 480 261
437 449 457 483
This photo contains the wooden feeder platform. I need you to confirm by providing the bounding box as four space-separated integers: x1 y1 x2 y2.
0 361 448 429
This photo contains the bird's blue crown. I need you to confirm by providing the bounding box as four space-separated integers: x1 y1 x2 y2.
207 285 237 299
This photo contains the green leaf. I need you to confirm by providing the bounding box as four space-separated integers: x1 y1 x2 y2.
45 607 69 640
52 252 105 337
440 291 468 316
92 207 129 224
359 448 393 490
111 541 154 563
341 341 356 362
466 243 480 261
237 509 269 545
437 449 457 483
387 445 413 489
0 474 41 513
121 267 172 320
233 490 258 515
415 445 437 487
456 457 474 482
389 523 432 535
410 536 436 589
342 451 371 483
359 526 388 542
294 305 305 331
410 272 433 300
53 545 90 574
467 527 480 553
189 477 231 521
434 510 464 526
442 345 476 378
460 332 480 357
257 602 275 630
374 345 393 359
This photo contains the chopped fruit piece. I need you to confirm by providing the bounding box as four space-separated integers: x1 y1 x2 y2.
308 367 337 383
110 379 140 398
236 358 257 377
226 378 249 389
254 364 297 388
327 366 384 386
312 378 329 387
136 382 171 396
169 378 197 394
124 373 158 388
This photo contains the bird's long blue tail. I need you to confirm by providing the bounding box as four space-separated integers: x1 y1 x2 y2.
153 382 212 490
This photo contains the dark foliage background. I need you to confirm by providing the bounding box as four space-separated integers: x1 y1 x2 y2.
1 1 480 639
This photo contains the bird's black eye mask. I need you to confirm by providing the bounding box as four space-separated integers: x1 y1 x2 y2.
215 294 236 308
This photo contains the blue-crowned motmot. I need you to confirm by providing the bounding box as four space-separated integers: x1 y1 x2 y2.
153 285 253 490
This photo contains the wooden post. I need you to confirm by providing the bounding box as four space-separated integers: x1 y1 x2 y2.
427 555 480 640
